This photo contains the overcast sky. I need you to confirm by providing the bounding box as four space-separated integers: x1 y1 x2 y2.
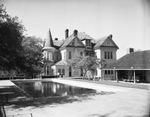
1 0 150 59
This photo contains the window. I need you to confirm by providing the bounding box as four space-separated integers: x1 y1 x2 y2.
89 53 92 56
49 53 52 60
64 52 66 59
86 52 89 56
47 53 49 60
69 51 71 59
95 70 97 76
95 52 97 57
86 40 91 47
105 52 107 59
107 52 110 59
80 52 83 56
111 52 113 59
105 70 108 74
108 70 110 74
44 52 46 59
104 51 113 59
111 70 113 74
46 52 52 60
62 69 65 75
58 69 61 74
105 70 113 75
47 66 50 75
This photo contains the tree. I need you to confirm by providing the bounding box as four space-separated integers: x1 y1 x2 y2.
19 36 43 78
0 4 25 70
67 56 106 80
0 5 43 78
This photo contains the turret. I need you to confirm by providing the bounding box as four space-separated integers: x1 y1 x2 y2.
42 29 56 52
42 29 56 75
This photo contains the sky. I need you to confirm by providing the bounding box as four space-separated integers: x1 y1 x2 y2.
1 0 150 59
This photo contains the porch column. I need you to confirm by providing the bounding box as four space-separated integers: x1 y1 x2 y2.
116 70 118 82
101 70 104 81
133 70 136 83
114 67 118 82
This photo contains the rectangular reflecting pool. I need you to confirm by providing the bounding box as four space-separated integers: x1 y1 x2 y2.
13 81 97 98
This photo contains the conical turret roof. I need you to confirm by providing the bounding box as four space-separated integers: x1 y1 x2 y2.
42 29 56 51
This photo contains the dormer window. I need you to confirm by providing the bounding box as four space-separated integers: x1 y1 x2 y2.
86 40 91 47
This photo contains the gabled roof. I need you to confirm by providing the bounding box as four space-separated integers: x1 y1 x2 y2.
43 29 56 51
59 35 74 50
94 34 119 50
77 32 93 40
53 40 64 47
59 34 85 50
104 50 150 70
93 37 106 48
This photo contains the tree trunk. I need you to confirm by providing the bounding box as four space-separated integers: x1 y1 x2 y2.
83 70 87 80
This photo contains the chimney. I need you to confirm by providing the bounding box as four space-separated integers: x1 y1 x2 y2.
73 30 78 37
65 29 69 39
109 34 113 39
129 48 134 53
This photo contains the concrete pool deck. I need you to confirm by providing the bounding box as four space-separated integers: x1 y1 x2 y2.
0 80 15 87
0 79 150 117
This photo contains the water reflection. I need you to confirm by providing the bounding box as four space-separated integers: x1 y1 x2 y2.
14 81 96 98
34 82 43 93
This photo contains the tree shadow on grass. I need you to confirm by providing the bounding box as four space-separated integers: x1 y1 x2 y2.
8 91 115 109
1 85 115 109
88 111 150 117
87 111 116 117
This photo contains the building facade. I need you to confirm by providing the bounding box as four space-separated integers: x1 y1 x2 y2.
94 34 119 80
42 29 119 79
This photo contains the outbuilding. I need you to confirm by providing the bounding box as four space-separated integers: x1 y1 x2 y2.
103 50 150 83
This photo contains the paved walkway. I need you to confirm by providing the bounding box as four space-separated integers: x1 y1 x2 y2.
0 80 15 87
0 79 150 117
69 78 150 90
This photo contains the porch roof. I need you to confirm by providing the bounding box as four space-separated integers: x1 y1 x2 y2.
54 60 68 66
103 50 150 70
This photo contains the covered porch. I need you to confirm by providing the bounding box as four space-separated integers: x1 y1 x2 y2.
103 50 150 83
104 68 150 83
51 60 68 77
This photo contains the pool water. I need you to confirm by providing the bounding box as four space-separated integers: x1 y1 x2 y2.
13 81 97 98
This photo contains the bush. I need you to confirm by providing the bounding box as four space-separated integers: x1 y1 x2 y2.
42 75 59 79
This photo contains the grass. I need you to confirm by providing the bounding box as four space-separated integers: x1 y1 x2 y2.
7 91 114 109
